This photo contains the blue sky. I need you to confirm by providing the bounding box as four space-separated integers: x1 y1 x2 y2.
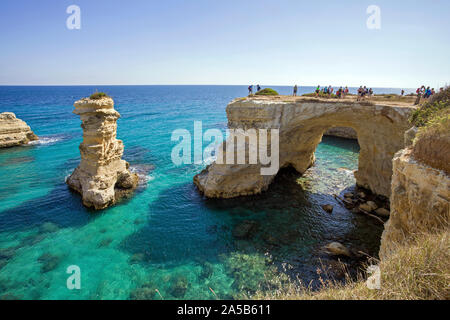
0 0 449 88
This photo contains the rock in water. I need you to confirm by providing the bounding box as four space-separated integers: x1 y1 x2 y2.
169 276 188 298
375 208 390 217
66 96 139 210
232 220 258 239
324 242 351 257
321 204 334 213
0 112 38 148
360 201 378 212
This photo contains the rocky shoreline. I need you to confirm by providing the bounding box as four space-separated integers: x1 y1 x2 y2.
0 112 38 148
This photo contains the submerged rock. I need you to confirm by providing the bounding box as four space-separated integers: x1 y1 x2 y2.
39 222 59 234
344 192 354 198
0 112 38 148
129 253 145 264
130 283 157 300
66 96 138 210
360 201 378 212
199 261 214 279
38 253 61 273
98 238 113 248
0 259 8 270
232 220 258 239
324 242 351 257
0 248 15 260
321 204 334 213
375 207 390 217
169 275 189 298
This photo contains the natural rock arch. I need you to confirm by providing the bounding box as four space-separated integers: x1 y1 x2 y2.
194 97 415 198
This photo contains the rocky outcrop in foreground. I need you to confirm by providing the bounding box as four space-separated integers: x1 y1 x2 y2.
0 112 38 148
66 96 138 210
379 148 449 259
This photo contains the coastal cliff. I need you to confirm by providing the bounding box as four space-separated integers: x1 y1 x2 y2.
195 97 414 198
379 148 449 259
66 96 138 210
0 112 38 148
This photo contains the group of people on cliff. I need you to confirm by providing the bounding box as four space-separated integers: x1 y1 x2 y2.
414 85 436 105
247 84 261 95
314 85 350 99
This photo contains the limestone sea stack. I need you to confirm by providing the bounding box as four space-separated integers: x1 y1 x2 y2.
0 112 38 148
66 96 138 210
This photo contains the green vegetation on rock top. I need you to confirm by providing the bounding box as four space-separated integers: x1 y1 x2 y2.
410 87 450 127
255 88 279 96
411 86 450 174
90 92 110 100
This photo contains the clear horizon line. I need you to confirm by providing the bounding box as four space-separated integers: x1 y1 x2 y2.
0 84 416 89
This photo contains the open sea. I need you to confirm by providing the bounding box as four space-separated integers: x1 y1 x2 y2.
0 85 400 299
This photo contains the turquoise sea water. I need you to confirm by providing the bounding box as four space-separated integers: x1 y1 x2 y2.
0 86 386 300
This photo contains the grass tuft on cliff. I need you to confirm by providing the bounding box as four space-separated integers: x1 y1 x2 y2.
412 108 450 173
251 229 449 300
302 92 338 99
89 92 110 100
410 86 450 173
255 88 279 96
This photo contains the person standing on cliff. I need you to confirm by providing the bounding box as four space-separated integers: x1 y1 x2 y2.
315 85 320 97
328 85 333 98
414 86 422 105
357 86 363 101
248 85 253 96
293 85 298 96
344 86 349 98
257 84 261 92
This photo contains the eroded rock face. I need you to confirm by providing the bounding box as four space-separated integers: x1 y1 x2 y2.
0 112 38 148
379 148 449 259
324 127 357 139
66 97 138 210
194 98 414 198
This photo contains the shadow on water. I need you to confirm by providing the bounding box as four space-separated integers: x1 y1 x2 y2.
0 182 94 233
121 165 384 292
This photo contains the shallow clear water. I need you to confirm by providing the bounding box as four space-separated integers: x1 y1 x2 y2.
0 86 384 300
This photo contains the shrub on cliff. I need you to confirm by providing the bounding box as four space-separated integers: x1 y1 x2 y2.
410 86 450 173
255 88 279 96
412 108 450 174
410 86 449 127
90 92 110 100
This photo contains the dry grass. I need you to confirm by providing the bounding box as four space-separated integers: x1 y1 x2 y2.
252 230 450 300
372 94 415 104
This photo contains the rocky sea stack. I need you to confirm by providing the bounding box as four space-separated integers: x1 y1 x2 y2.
66 95 138 210
0 112 38 148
